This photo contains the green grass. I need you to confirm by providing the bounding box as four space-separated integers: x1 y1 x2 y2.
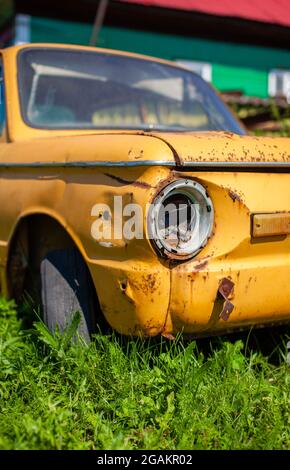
0 298 289 450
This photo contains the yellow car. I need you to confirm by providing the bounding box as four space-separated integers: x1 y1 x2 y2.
0 43 289 339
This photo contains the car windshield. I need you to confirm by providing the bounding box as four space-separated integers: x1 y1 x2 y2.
18 48 245 134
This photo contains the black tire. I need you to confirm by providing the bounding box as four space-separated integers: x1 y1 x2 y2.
40 248 95 341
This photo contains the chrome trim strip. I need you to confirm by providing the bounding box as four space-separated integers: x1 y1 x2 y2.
181 161 290 168
0 160 289 169
0 160 174 168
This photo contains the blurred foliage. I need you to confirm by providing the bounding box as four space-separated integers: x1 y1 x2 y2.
229 101 290 137
0 0 14 27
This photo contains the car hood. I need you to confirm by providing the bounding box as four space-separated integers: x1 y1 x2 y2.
6 130 289 169
151 131 290 167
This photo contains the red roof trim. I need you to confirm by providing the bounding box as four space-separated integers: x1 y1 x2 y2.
121 0 290 28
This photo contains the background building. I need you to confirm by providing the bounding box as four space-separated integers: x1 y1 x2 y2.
1 0 290 101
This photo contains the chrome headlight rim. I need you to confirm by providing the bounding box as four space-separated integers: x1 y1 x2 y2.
148 179 214 260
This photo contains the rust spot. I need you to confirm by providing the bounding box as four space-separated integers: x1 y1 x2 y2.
105 173 152 189
228 189 243 204
217 277 235 321
222 131 235 139
154 171 177 195
245 276 253 293
128 273 159 295
193 260 209 271
161 332 176 340
145 273 158 293
130 321 164 336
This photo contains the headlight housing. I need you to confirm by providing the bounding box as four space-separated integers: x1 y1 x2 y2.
148 179 214 260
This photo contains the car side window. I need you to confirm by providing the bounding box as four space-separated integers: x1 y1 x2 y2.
0 60 5 135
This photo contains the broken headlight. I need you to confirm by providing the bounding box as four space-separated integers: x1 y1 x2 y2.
148 179 214 260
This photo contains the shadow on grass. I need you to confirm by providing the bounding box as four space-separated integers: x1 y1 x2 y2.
194 324 290 366
17 298 290 367
92 322 290 367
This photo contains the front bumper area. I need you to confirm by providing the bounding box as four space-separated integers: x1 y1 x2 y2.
88 238 290 337
89 259 171 336
164 242 290 336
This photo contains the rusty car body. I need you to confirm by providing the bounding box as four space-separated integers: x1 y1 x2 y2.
0 43 289 338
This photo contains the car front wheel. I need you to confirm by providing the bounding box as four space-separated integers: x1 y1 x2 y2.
40 248 95 341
